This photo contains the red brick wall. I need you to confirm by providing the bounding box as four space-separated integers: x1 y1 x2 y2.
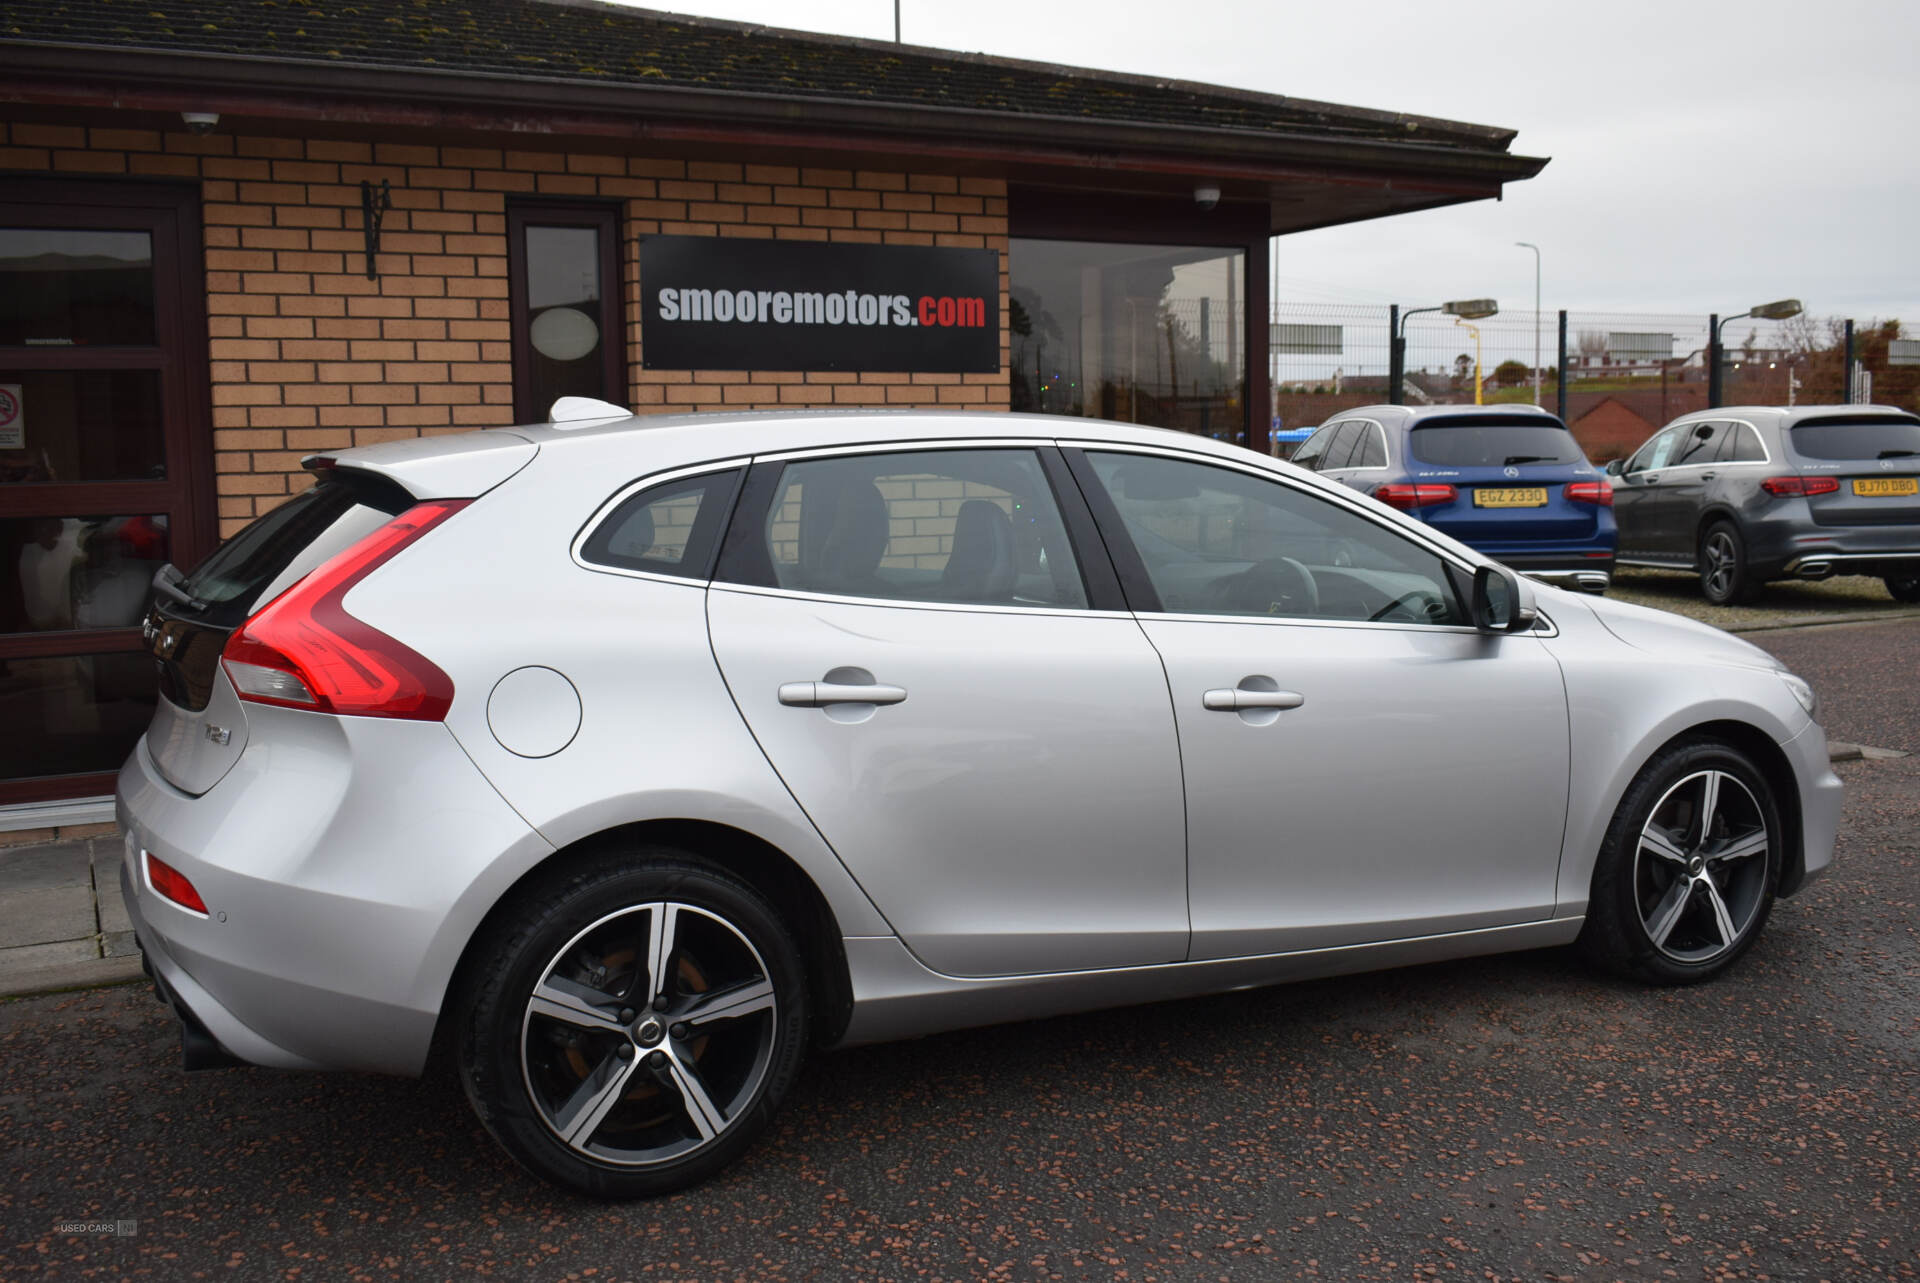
0 122 1011 537
1569 397 1660 462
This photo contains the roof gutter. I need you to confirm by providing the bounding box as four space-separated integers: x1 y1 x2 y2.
0 42 1548 191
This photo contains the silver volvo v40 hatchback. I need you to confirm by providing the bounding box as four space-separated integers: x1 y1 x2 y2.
119 405 1842 1197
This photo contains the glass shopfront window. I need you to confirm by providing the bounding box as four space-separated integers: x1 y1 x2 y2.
1010 239 1246 442
0 370 166 485
1 184 210 805
0 228 156 347
1 513 169 633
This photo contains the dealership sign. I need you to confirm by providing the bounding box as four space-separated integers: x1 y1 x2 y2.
640 236 999 373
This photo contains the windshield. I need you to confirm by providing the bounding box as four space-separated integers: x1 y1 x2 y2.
1788 416 1920 462
1408 419 1584 468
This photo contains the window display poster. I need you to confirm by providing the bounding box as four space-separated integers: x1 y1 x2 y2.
0 384 21 449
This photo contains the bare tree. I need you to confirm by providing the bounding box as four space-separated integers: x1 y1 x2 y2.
1575 330 1608 362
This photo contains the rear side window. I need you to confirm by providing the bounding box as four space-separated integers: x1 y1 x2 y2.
1316 422 1361 470
580 469 741 579
1717 423 1767 463
1668 422 1726 468
1788 415 1920 461
178 472 411 628
1350 422 1387 468
726 448 1088 610
1408 417 1583 467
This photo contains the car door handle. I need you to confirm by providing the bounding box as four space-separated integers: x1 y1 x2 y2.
1203 688 1306 712
778 681 908 708
1699 471 1716 480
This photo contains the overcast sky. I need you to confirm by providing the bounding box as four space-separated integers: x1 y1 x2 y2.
612 0 1917 334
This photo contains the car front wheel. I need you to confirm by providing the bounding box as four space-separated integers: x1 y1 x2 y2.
1579 738 1782 985
456 851 809 1197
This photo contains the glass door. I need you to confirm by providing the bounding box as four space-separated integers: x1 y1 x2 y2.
0 181 212 804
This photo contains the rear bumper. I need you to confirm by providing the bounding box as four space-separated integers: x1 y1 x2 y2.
116 706 555 1076
1744 517 1920 579
1781 549 1920 579
122 858 327 1071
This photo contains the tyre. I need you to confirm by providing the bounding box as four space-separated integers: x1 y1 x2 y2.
1578 738 1782 985
456 850 809 1197
1698 520 1761 605
1886 575 1920 604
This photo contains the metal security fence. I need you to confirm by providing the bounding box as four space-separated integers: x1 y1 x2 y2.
1268 302 1916 461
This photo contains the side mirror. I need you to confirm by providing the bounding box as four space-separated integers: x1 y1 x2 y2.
1472 564 1538 633
1604 458 1625 476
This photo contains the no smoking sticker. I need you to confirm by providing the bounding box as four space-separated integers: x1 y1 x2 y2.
0 384 21 450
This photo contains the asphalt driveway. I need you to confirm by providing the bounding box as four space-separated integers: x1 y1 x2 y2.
3 620 1916 1281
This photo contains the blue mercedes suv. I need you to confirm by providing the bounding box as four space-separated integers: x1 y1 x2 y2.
1292 404 1615 593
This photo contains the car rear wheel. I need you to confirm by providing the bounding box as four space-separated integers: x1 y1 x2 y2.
1579 738 1781 985
456 850 809 1197
1886 575 1920 603
1698 521 1761 605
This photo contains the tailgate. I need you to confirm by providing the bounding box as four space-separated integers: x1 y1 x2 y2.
1788 415 1920 527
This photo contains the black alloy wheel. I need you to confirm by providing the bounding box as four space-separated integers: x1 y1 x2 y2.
456 851 809 1197
1579 738 1782 985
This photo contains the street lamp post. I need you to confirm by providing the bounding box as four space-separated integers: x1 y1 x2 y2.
1516 242 1541 407
1455 319 1485 405
1709 297 1802 408
1391 298 1498 405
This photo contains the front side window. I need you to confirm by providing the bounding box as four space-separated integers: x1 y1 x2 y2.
508 202 625 423
1290 423 1339 471
744 449 1088 610
1086 451 1466 626
1008 238 1246 442
1627 426 1682 473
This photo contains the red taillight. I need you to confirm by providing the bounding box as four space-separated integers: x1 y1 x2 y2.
220 499 468 720
1565 480 1614 507
145 851 209 915
1373 483 1458 510
1761 476 1840 497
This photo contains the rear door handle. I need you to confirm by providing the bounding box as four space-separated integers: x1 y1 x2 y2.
1203 688 1305 712
778 681 907 708
1699 471 1716 480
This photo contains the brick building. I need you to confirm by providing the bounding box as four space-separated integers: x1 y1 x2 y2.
0 0 1545 817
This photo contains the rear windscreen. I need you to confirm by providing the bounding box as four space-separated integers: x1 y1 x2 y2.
1788 415 1920 462
176 472 412 627
1408 419 1584 468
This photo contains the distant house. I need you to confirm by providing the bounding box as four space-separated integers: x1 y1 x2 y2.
1571 395 1660 461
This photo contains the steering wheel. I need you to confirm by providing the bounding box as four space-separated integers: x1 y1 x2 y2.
1212 557 1319 616
1368 589 1439 623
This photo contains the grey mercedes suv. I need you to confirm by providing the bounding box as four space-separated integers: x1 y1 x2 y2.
1608 405 1920 604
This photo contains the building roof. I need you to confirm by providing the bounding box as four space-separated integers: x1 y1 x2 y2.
4 0 1517 151
1 0 1547 233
